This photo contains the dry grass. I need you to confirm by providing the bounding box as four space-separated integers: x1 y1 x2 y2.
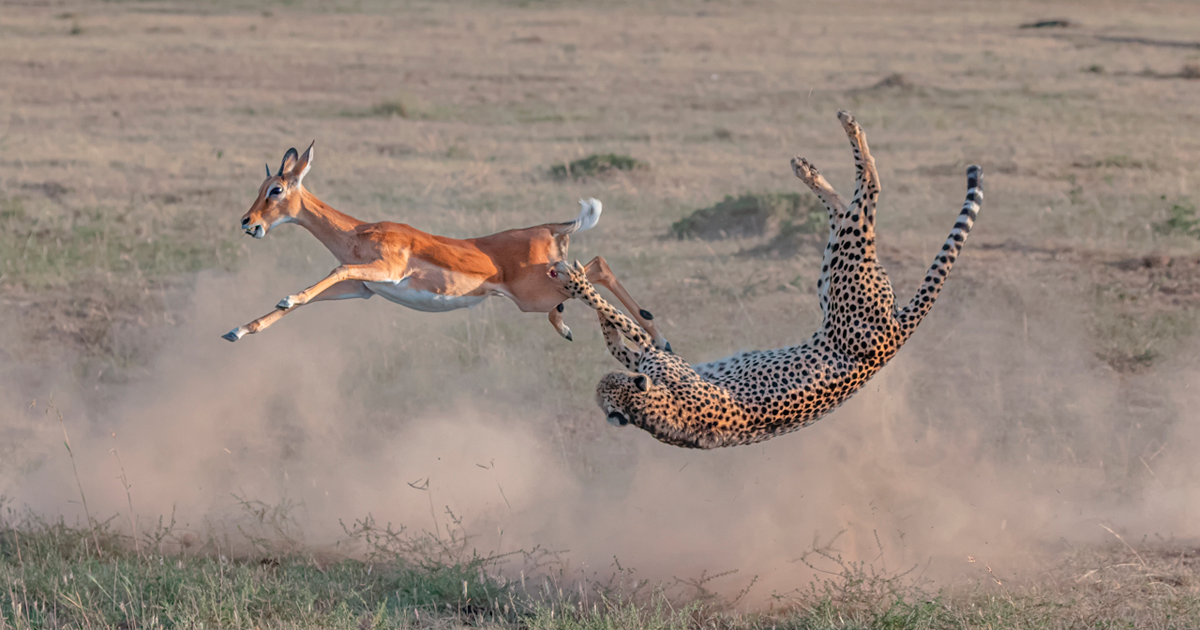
2 0 1198 364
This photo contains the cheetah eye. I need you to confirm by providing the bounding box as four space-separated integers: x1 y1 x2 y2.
607 411 629 426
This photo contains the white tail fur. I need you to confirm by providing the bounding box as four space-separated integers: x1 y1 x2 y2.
558 198 603 235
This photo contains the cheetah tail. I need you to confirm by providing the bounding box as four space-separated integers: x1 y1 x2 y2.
895 166 982 332
553 198 603 236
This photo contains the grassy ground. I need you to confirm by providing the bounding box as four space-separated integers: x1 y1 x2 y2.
3 0 1200 628
3 513 1199 629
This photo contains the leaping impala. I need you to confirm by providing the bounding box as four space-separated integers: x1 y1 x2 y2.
223 142 670 349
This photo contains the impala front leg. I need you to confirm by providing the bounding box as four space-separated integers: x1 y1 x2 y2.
224 280 372 342
277 263 395 310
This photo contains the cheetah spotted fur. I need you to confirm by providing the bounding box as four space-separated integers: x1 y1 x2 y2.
550 111 983 449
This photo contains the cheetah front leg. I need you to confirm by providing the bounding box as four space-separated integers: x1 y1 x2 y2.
550 260 656 367
598 317 640 370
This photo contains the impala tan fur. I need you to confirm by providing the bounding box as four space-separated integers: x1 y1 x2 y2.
551 111 982 448
224 143 669 348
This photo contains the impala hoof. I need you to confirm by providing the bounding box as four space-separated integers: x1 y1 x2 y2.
277 296 297 310
664 341 673 353
222 328 245 342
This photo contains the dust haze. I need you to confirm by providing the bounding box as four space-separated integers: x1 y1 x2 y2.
2 248 1197 601
3 0 1200 606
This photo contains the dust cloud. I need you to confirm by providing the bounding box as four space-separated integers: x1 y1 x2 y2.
1 253 1198 603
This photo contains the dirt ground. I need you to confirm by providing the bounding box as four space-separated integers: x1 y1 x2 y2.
2 0 1200 606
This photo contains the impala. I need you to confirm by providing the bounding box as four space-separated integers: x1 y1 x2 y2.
223 143 669 350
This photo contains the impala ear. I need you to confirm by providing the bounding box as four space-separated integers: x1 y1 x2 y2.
633 374 650 392
278 147 299 177
292 141 314 185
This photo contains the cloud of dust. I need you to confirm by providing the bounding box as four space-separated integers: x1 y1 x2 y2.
1 255 1198 604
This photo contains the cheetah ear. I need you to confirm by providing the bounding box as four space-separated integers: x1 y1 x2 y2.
633 374 650 392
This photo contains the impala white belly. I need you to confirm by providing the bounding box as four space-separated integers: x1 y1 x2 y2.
365 279 492 312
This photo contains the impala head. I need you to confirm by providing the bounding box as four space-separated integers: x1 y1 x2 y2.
240 142 314 239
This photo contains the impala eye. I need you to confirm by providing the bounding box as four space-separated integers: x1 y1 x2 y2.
269 186 283 197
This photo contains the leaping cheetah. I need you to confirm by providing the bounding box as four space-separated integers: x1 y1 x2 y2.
549 111 983 449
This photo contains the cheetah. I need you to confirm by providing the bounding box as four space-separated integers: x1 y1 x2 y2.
549 111 983 449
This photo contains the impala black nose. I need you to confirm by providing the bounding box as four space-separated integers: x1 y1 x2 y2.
241 217 251 228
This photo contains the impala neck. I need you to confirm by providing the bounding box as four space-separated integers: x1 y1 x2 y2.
294 189 365 258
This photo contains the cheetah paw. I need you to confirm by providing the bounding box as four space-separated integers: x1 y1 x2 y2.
548 260 588 284
791 156 819 182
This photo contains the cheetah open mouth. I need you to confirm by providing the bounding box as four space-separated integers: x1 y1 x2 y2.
606 411 628 427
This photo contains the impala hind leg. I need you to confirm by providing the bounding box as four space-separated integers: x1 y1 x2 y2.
582 256 671 352
548 302 573 341
224 280 371 342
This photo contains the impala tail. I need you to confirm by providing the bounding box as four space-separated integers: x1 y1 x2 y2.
554 198 603 236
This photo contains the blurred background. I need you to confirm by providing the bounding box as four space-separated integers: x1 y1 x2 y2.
2 0 1199 611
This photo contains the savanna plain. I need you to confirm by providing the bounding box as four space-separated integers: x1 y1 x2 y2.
2 0 1200 628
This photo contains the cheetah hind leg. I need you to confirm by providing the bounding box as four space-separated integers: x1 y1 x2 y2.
837 110 881 231
791 156 848 224
792 156 848 317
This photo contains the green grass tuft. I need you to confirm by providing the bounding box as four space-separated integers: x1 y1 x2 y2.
549 154 647 181
0 511 518 630
672 192 824 241
1154 197 1199 238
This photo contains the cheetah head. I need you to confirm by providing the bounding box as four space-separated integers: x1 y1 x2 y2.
596 371 679 432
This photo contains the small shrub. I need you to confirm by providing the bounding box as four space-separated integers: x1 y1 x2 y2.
1153 198 1198 238
371 100 409 118
339 98 413 119
549 154 647 180
672 192 824 241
